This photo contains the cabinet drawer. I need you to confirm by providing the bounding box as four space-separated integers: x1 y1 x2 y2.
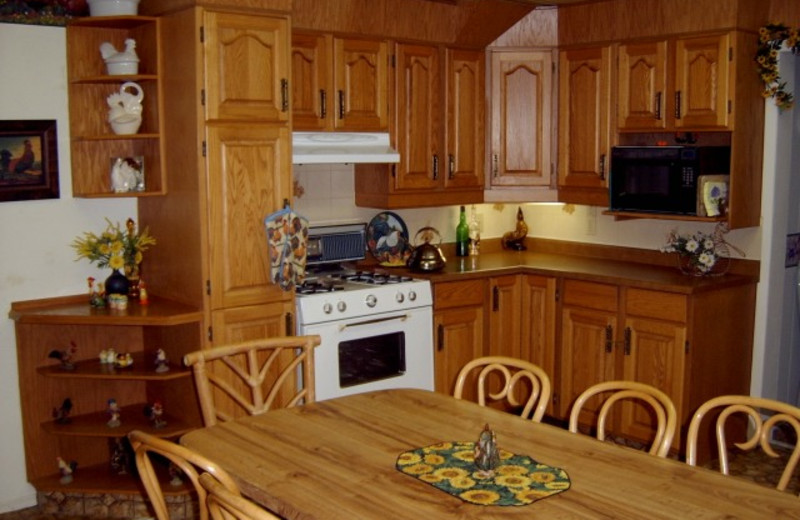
434 279 486 310
562 280 617 312
626 288 687 322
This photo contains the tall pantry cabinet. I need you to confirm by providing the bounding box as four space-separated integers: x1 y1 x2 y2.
138 1 295 416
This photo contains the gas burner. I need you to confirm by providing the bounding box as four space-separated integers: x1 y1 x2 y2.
339 271 415 285
296 280 345 295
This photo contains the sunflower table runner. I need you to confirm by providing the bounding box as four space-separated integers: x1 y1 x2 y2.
395 441 570 506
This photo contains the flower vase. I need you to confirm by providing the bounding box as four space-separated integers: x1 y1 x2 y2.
105 269 130 296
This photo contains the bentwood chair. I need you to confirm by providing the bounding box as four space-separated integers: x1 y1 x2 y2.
568 380 678 458
183 335 321 426
453 356 551 422
686 395 800 494
199 472 280 520
128 430 241 520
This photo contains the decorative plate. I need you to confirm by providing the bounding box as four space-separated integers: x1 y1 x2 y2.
367 212 412 267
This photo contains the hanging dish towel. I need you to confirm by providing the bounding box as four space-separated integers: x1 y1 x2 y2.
264 204 309 290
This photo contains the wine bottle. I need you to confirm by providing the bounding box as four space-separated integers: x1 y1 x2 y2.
456 205 469 257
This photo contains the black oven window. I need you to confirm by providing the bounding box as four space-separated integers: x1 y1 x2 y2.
624 164 670 195
338 332 406 387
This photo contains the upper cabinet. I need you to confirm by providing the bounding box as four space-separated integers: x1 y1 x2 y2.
618 34 731 131
67 16 165 197
354 44 484 208
291 32 389 131
557 45 614 207
486 49 556 203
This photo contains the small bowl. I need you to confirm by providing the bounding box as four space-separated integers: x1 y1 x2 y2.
106 60 139 76
110 116 142 135
88 0 140 16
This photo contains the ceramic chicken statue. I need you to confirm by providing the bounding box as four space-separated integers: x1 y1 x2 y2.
57 456 77 485
474 423 500 478
48 341 77 370
52 398 73 424
501 207 528 251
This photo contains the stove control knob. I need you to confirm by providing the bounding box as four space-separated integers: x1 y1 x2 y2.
396 292 405 303
408 290 417 302
366 294 377 308
323 302 333 314
337 301 347 313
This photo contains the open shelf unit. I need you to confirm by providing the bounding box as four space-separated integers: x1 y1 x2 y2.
66 16 165 197
10 294 203 496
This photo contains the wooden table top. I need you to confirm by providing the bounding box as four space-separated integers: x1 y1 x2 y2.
181 389 800 519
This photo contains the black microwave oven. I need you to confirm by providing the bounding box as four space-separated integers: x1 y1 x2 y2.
609 146 731 215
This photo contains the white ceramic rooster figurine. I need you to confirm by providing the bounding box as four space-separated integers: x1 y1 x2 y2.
474 423 500 478
100 38 139 75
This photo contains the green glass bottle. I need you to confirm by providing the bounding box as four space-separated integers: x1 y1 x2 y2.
456 205 469 257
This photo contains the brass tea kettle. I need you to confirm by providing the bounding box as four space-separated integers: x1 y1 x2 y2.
407 226 446 272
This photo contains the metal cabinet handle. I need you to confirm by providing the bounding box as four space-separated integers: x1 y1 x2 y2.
675 91 682 119
655 91 662 120
605 325 613 353
320 89 327 119
599 154 606 181
448 154 455 179
338 90 345 119
437 324 444 351
624 327 632 355
493 154 499 177
432 154 439 180
280 79 289 112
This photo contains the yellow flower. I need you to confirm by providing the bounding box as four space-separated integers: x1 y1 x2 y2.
451 450 474 462
495 474 532 488
514 489 552 504
109 255 125 270
72 218 156 270
545 480 571 490
396 452 421 466
423 454 445 465
433 467 468 480
403 463 433 475
529 471 556 483
459 489 500 505
449 476 476 489
497 464 528 476
425 442 453 451
419 474 443 483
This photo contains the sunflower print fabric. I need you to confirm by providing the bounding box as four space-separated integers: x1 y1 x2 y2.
396 441 570 506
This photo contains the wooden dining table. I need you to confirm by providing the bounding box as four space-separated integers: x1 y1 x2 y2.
181 388 800 519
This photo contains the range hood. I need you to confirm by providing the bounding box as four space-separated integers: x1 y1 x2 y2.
292 132 400 164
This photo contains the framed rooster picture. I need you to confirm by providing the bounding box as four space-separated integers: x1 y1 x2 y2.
0 120 60 203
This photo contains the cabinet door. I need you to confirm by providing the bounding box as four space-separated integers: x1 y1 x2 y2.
446 48 484 190
433 306 485 398
394 43 442 191
487 275 522 358
489 50 552 188
334 37 389 131
520 275 557 395
291 32 332 131
558 280 618 419
206 123 292 310
617 41 668 130
557 45 613 205
204 11 290 122
674 33 730 129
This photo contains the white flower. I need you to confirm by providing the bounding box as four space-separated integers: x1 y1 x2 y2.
685 239 699 253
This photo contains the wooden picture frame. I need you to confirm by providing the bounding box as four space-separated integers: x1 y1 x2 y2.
0 120 60 202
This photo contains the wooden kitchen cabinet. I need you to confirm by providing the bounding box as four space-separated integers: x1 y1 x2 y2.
557 44 614 207
11 295 202 495
433 279 486 398
486 49 556 202
66 16 165 197
354 45 484 208
618 34 730 131
291 31 389 131
138 7 294 347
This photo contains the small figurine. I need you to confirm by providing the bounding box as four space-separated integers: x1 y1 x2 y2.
107 398 121 428
115 352 134 368
52 398 73 425
501 206 529 251
154 348 169 373
109 437 130 475
474 423 500 478
57 456 77 485
88 277 105 308
99 347 117 364
48 341 78 371
138 279 149 305
144 400 167 429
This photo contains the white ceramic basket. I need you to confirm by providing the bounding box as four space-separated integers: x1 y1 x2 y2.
88 0 140 16
106 60 139 75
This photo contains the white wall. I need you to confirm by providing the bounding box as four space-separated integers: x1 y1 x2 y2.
0 24 136 512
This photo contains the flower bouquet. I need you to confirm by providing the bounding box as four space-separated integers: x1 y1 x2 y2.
661 229 726 276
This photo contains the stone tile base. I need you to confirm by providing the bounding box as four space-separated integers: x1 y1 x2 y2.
37 491 198 519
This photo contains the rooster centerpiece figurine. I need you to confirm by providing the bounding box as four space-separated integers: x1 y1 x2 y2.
501 207 528 251
48 341 77 371
474 423 500 478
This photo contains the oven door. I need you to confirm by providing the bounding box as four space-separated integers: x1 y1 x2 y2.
298 307 434 401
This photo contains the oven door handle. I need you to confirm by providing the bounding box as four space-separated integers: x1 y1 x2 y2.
339 314 409 331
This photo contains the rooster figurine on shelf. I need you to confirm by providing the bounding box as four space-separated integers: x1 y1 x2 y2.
474 423 500 478
48 341 77 371
501 207 528 251
57 456 77 485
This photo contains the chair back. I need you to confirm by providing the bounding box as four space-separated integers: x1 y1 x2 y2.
453 356 551 422
183 335 321 426
128 429 241 520
568 380 677 457
686 395 800 494
199 472 280 520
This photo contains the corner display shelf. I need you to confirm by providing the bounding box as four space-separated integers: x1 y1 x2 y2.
67 16 165 197
10 294 203 495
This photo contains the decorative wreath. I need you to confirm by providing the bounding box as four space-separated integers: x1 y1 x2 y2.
757 23 800 111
